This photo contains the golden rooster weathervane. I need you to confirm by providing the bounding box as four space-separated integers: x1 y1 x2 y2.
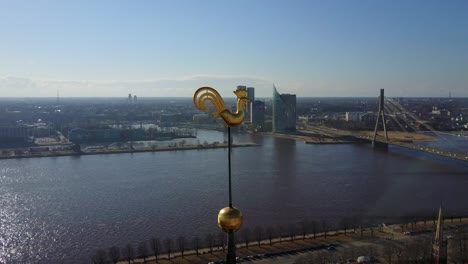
193 87 251 127
193 86 251 264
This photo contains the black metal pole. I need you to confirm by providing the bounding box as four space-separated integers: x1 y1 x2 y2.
227 230 236 263
226 126 236 264
228 126 232 208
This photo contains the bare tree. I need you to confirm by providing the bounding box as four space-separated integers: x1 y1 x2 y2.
402 215 412 229
288 224 295 241
277 226 284 243
191 236 201 255
177 235 186 257
254 226 263 247
164 238 172 260
217 232 226 251
340 218 349 235
205 233 214 254
242 227 251 248
351 216 360 233
92 249 107 264
266 226 274 245
138 241 148 263
321 220 330 238
411 217 416 230
299 219 309 239
310 221 318 239
108 246 120 264
149 236 160 261
122 244 134 264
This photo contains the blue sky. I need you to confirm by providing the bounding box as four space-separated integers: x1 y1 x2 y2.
0 0 467 97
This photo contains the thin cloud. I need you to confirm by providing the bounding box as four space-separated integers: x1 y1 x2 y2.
0 75 273 97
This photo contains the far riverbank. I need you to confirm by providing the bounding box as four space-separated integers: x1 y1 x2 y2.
266 129 437 144
0 142 258 160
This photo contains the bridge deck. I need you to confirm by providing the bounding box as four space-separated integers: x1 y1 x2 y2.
389 141 468 162
367 137 468 162
301 126 468 162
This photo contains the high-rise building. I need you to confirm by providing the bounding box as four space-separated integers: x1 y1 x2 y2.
247 87 255 123
247 87 255 102
252 100 265 127
272 85 296 133
236 85 254 123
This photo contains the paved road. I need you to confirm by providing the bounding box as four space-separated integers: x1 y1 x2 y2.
242 255 300 264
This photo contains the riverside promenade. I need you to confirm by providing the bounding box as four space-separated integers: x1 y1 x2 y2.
112 217 468 264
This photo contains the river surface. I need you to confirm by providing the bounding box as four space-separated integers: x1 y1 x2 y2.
1 130 468 263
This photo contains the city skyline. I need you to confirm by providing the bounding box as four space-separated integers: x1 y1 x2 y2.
1 0 467 97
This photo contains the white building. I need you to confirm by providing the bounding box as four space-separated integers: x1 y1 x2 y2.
345 112 362 122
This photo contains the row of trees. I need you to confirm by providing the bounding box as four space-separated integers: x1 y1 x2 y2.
91 233 226 264
91 214 466 263
91 217 373 263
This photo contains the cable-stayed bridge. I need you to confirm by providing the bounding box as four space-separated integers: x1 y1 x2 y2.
368 89 468 162
303 89 468 162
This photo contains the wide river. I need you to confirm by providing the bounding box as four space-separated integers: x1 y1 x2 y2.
1 130 467 263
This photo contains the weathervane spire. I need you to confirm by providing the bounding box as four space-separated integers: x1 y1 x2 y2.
193 86 250 264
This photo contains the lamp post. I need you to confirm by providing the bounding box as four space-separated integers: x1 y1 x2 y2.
193 87 250 264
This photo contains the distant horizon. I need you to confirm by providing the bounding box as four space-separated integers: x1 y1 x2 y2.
1 95 467 99
1 75 465 98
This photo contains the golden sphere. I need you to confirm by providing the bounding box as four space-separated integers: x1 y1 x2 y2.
218 207 243 232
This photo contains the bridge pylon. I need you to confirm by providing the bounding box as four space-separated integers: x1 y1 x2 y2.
372 89 389 148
